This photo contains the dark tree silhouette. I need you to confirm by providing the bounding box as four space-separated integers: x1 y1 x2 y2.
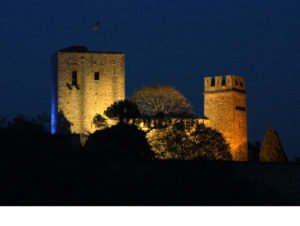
31 112 51 132
8 113 44 132
0 115 7 127
132 84 194 117
92 114 107 129
57 111 72 134
84 123 154 161
259 127 288 163
104 99 141 123
291 157 300 164
0 113 51 156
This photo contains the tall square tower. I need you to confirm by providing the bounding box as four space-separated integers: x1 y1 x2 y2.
204 75 248 161
51 46 125 134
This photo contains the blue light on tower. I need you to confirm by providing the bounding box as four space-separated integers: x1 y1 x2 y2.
51 91 56 134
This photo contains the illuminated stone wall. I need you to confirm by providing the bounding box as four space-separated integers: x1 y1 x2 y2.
51 48 248 161
204 75 248 161
51 47 125 134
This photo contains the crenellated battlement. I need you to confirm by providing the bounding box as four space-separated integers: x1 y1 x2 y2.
204 75 246 93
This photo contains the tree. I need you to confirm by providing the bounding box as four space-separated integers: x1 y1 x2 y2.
3 113 50 155
0 115 7 127
104 99 141 123
291 157 300 164
8 113 44 132
149 119 231 160
92 114 107 129
259 127 288 163
56 111 72 134
31 112 50 132
84 123 154 161
132 84 194 117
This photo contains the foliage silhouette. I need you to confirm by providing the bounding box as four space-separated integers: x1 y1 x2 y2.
31 112 50 132
0 115 7 127
291 157 300 164
0 113 296 205
104 99 141 124
57 111 72 134
84 123 154 161
7 113 45 133
92 114 107 129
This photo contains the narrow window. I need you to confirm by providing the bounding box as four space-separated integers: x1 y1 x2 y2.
236 106 246 111
94 72 99 80
72 71 77 85
211 78 215 86
221 77 226 86
235 80 238 86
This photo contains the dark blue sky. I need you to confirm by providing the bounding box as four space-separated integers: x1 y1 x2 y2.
0 0 299 159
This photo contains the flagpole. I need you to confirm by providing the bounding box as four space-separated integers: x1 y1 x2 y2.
94 20 100 51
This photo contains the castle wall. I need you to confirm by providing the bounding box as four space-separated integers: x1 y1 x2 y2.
204 75 248 161
52 47 248 162
52 49 125 134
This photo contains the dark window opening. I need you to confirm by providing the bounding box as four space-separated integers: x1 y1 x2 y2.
211 78 215 86
236 106 246 111
221 77 226 86
72 71 77 85
235 80 238 86
94 72 99 80
240 81 244 87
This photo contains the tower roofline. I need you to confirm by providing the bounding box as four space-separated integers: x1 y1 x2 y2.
204 75 246 93
56 46 124 54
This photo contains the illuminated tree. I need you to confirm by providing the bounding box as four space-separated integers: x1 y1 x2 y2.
154 120 192 159
132 84 194 117
259 127 288 163
151 120 231 160
104 99 140 123
190 123 232 160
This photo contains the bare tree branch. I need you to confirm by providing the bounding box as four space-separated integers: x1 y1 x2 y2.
132 84 194 117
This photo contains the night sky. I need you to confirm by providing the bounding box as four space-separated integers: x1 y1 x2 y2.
0 0 299 159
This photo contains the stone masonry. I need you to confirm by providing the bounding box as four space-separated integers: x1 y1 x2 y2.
51 46 125 134
204 75 248 161
51 46 248 161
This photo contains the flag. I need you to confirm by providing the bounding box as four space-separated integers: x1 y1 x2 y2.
94 20 100 31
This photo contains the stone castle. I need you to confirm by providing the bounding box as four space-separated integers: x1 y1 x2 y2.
51 46 248 161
